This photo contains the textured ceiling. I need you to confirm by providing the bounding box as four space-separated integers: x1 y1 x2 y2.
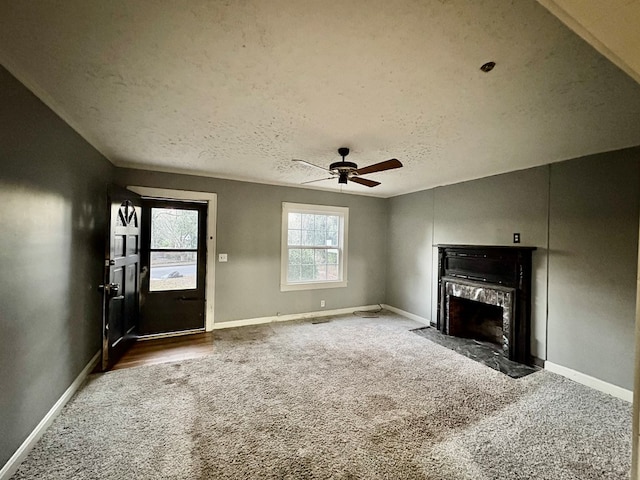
1 0 640 197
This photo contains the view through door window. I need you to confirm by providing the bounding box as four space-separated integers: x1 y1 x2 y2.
149 207 199 291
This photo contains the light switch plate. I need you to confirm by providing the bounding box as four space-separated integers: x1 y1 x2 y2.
218 253 228 262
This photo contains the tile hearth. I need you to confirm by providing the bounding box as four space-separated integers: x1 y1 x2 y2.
411 326 538 378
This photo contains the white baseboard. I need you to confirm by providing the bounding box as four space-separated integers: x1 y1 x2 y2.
381 304 431 325
545 361 633 403
0 350 101 480
212 305 382 329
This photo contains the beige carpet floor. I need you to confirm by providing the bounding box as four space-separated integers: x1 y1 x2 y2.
11 312 631 479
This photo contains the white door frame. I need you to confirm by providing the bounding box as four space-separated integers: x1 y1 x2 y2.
127 186 217 331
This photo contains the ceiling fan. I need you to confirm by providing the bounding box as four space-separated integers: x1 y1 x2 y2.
293 148 403 188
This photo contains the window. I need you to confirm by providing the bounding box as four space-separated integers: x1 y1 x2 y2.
281 202 348 291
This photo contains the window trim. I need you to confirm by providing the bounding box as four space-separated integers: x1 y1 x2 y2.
280 202 349 292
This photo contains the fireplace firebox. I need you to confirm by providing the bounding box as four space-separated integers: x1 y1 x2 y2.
437 245 536 365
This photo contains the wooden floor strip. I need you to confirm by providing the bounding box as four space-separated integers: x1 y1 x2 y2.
112 332 215 370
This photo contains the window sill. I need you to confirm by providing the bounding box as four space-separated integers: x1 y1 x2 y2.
280 280 348 292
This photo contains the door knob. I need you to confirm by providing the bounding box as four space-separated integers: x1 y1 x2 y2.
98 283 121 296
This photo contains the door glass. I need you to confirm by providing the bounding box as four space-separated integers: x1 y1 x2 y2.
150 252 198 291
150 208 199 249
149 208 199 291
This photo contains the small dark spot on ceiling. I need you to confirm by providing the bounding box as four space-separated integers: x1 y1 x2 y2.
480 61 496 73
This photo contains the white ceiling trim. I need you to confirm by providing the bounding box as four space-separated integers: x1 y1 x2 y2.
537 0 640 85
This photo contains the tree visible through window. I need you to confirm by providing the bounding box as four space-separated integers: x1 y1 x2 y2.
281 203 348 291
151 208 198 249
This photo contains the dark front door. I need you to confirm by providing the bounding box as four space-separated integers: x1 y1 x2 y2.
139 199 207 335
102 185 142 370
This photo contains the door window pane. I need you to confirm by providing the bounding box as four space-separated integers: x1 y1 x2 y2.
149 251 197 291
150 208 199 249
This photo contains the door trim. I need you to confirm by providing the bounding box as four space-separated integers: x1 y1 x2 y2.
127 186 217 331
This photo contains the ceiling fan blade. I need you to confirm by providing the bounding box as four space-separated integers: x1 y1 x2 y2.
301 177 336 185
293 159 332 173
355 158 402 176
350 176 381 188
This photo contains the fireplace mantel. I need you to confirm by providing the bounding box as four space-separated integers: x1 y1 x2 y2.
436 244 536 364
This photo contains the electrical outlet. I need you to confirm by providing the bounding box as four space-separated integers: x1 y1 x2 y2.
218 253 228 262
320 300 326 308
513 233 520 244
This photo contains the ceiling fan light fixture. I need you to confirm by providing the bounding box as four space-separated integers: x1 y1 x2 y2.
338 173 349 184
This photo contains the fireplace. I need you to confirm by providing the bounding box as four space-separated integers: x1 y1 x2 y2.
437 245 535 364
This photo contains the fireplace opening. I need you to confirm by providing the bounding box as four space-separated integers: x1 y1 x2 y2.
448 296 504 346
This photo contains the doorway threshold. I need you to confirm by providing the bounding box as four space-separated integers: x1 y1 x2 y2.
110 331 214 371
137 328 206 341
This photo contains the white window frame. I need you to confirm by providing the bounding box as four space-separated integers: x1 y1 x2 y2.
281 202 348 292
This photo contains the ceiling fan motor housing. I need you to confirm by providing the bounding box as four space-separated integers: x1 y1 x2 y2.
330 161 358 185
329 161 358 172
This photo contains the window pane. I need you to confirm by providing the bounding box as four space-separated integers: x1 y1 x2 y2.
314 249 327 264
301 214 314 230
327 215 339 231
302 230 315 246
287 248 341 284
314 231 326 245
288 229 301 245
151 208 199 249
326 231 338 247
289 212 301 229
288 265 301 282
315 264 327 281
327 264 339 280
315 215 327 231
149 251 197 291
288 248 301 265
301 264 315 281
301 249 314 264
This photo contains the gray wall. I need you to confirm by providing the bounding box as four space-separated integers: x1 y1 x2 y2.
385 150 640 390
433 167 550 359
548 151 640 389
0 66 113 467
114 169 388 323
386 189 434 321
